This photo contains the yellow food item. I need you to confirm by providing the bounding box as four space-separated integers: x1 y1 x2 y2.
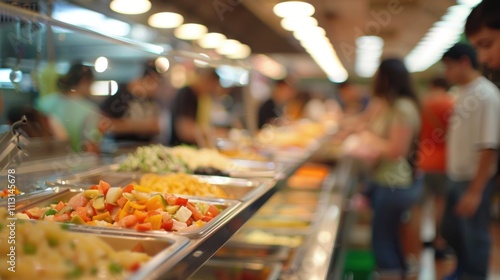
137 173 229 198
0 208 150 279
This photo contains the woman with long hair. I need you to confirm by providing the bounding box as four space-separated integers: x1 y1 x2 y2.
348 58 422 279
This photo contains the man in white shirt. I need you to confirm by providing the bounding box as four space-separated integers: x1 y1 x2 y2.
441 43 500 280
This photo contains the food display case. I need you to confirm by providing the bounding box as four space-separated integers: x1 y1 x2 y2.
0 133 358 280
0 3 357 279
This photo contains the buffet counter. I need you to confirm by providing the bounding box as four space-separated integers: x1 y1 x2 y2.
0 135 356 280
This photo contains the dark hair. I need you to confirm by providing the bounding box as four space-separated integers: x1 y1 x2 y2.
373 58 419 107
465 0 500 37
57 63 94 93
442 43 479 69
430 77 450 91
142 59 161 78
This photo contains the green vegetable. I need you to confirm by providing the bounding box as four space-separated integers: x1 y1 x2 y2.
48 236 58 247
60 222 71 230
43 209 58 217
109 262 122 274
24 243 37 255
66 266 83 279
90 267 98 275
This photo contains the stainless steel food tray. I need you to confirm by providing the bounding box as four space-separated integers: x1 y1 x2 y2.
188 260 282 280
50 166 274 201
213 242 291 262
0 186 71 210
17 188 241 239
25 220 190 279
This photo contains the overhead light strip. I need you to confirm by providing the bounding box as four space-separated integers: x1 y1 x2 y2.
405 0 481 72
355 36 384 78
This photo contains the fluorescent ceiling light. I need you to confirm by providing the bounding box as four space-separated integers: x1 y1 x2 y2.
148 12 184 29
273 1 315 18
155 57 170 73
110 0 151 15
53 5 130 37
90 80 118 96
252 55 287 80
198 32 227 49
405 3 475 72
281 16 317 31
227 44 251 59
293 26 326 41
457 0 481 7
355 36 384 78
216 39 242 56
174 23 208 40
94 57 108 73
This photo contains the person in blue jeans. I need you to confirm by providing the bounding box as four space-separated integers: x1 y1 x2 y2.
349 58 422 279
440 42 500 279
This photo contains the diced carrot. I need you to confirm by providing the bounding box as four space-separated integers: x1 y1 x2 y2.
54 201 66 212
129 262 141 272
53 213 71 222
161 219 173 231
131 243 145 253
146 197 163 212
122 184 134 193
98 180 111 195
116 196 128 208
75 207 90 222
135 222 152 231
89 185 99 190
118 215 138 228
134 210 148 223
105 203 116 213
206 205 220 217
175 197 188 206
186 203 203 221
186 217 193 226
201 216 213 222
147 210 160 217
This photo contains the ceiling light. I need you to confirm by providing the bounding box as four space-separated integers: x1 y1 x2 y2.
355 36 384 78
405 3 475 72
273 1 315 18
216 39 242 56
174 23 208 40
148 12 184 29
227 44 251 59
457 0 481 7
110 0 151 15
198 32 227 49
91 80 118 96
280 16 317 31
155 57 170 73
293 26 325 41
94 56 108 73
252 55 287 80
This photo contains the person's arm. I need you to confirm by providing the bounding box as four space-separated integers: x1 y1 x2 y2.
456 149 497 217
358 121 414 160
174 117 199 145
105 118 159 135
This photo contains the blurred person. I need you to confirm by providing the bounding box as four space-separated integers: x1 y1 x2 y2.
37 63 102 152
285 91 310 121
417 77 455 259
337 80 368 117
100 60 164 144
440 43 500 280
465 0 500 70
257 79 296 128
169 68 221 147
345 58 421 280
